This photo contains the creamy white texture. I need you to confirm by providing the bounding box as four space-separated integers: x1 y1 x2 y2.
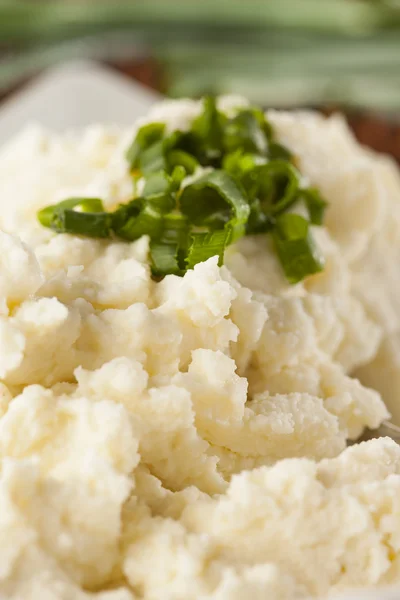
265 110 400 423
0 98 399 599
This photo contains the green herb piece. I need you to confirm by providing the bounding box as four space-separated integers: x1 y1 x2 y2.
244 160 300 215
126 122 165 169
222 150 261 179
167 149 198 174
112 199 163 241
186 229 230 270
138 139 166 174
180 170 250 242
163 130 198 159
150 241 182 277
157 212 191 274
142 171 176 212
191 96 225 163
273 213 325 284
223 108 268 155
39 197 105 216
37 205 57 228
37 98 328 285
299 187 328 225
160 212 189 246
261 116 274 143
53 210 111 238
37 197 110 238
170 165 187 189
246 199 275 234
268 142 293 161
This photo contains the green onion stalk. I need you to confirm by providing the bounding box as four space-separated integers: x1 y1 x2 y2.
38 97 328 284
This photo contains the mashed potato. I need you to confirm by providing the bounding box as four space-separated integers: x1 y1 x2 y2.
0 98 399 599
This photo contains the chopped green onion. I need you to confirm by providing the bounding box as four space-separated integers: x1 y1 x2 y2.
261 115 274 143
55 197 105 212
186 229 230 270
273 213 325 284
222 150 261 178
244 160 300 215
150 242 182 277
138 139 166 174
37 98 328 284
142 171 176 212
163 130 198 161
52 209 111 238
246 199 275 234
167 149 198 174
180 170 250 242
37 197 110 238
37 205 57 228
112 199 163 241
159 212 190 272
268 142 293 161
299 187 328 225
191 96 225 163
126 122 165 169
223 109 267 155
170 165 187 189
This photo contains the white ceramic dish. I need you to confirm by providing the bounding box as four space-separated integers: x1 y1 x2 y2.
0 60 161 144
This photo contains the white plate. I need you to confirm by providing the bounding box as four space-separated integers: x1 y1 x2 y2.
0 60 162 144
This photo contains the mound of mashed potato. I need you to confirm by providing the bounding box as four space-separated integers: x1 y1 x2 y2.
0 97 400 600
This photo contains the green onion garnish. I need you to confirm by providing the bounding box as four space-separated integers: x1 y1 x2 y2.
179 170 250 242
37 97 328 284
142 170 177 212
222 108 267 155
243 160 300 216
150 241 182 277
112 199 164 241
126 122 165 170
186 229 230 270
299 187 328 226
273 213 325 284
37 197 111 238
167 150 198 175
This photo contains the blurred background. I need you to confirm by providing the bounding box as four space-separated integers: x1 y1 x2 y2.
0 0 400 160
